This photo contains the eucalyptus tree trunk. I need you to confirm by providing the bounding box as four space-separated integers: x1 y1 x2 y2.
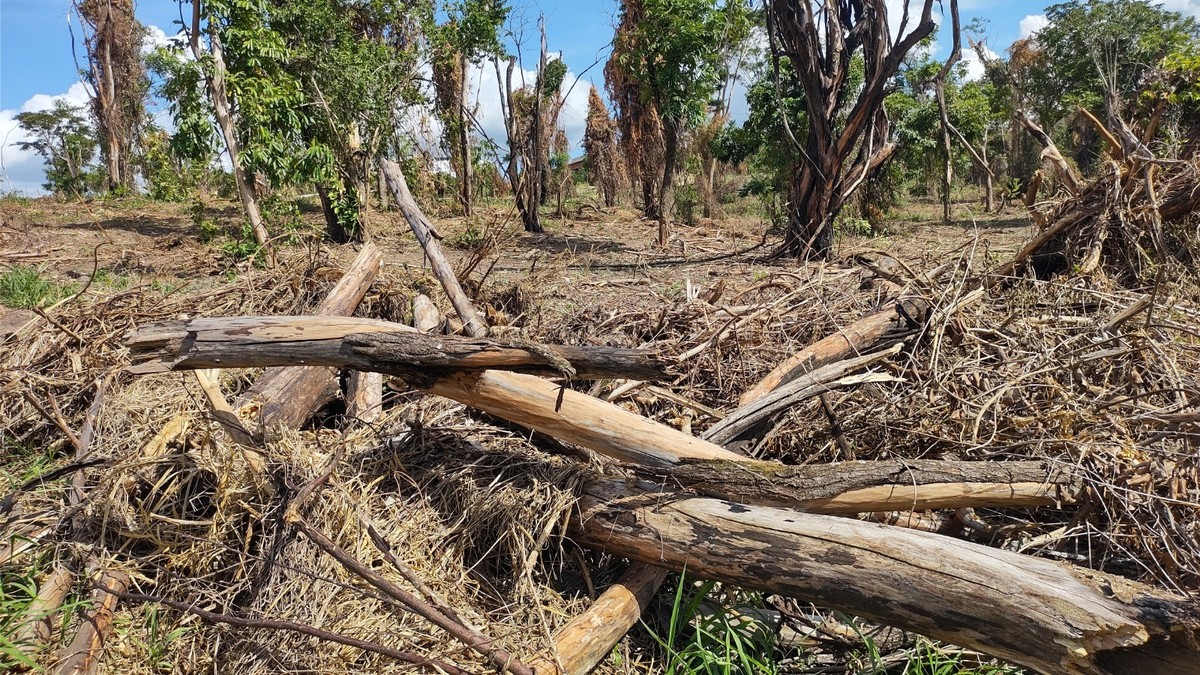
769 0 937 259
190 1 274 266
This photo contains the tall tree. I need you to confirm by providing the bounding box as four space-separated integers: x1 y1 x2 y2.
607 0 730 245
15 101 101 199
494 18 566 233
431 0 506 217
276 0 428 242
767 0 937 258
184 0 276 265
1027 0 1199 134
75 0 146 192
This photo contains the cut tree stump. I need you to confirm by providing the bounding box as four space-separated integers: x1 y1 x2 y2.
573 479 1200 675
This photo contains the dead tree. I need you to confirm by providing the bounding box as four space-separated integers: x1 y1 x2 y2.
431 35 473 216
582 87 625 207
931 0 996 220
76 0 144 193
767 0 936 258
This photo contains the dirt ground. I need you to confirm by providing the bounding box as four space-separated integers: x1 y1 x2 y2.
0 191 1032 331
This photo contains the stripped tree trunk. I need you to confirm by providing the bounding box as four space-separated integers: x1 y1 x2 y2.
572 479 1200 675
189 2 274 266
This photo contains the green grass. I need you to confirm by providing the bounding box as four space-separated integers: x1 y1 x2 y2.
643 574 778 675
0 266 75 309
0 552 88 672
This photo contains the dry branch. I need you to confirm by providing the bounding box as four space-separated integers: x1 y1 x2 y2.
380 159 487 337
105 588 469 675
709 346 901 446
739 297 928 405
572 479 1200 675
1016 111 1082 195
16 566 74 653
629 458 1078 513
52 569 129 675
126 316 666 382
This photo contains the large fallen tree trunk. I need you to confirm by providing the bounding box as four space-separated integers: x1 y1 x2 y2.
233 244 381 432
126 316 666 382
629 457 1078 513
572 479 1200 675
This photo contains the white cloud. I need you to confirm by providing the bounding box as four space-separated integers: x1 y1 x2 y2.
1157 0 1200 19
1 82 92 195
1019 14 1048 39
960 44 999 82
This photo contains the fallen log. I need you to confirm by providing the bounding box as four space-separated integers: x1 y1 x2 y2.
529 563 670 675
126 316 667 382
630 458 1078 513
739 297 928 406
380 159 487 338
572 479 1200 675
16 565 74 654
52 569 129 675
233 243 382 431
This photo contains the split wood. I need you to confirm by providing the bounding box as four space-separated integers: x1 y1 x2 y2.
126 316 667 383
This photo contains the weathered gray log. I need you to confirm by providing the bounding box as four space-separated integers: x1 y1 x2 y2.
630 458 1079 513
708 346 900 446
233 243 381 431
126 316 666 382
572 479 1200 675
380 159 487 338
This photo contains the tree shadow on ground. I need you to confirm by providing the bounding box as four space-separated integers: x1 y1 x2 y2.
519 233 626 255
56 216 192 238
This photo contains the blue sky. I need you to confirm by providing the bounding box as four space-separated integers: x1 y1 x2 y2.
2 0 1197 193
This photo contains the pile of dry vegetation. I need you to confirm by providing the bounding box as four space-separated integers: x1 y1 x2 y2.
3 154 1200 675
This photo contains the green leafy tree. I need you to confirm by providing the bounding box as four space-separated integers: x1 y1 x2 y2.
1026 0 1199 132
15 101 102 198
607 0 734 244
274 0 431 241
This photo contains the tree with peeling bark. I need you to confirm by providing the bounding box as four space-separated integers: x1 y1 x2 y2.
766 0 937 258
75 0 146 194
